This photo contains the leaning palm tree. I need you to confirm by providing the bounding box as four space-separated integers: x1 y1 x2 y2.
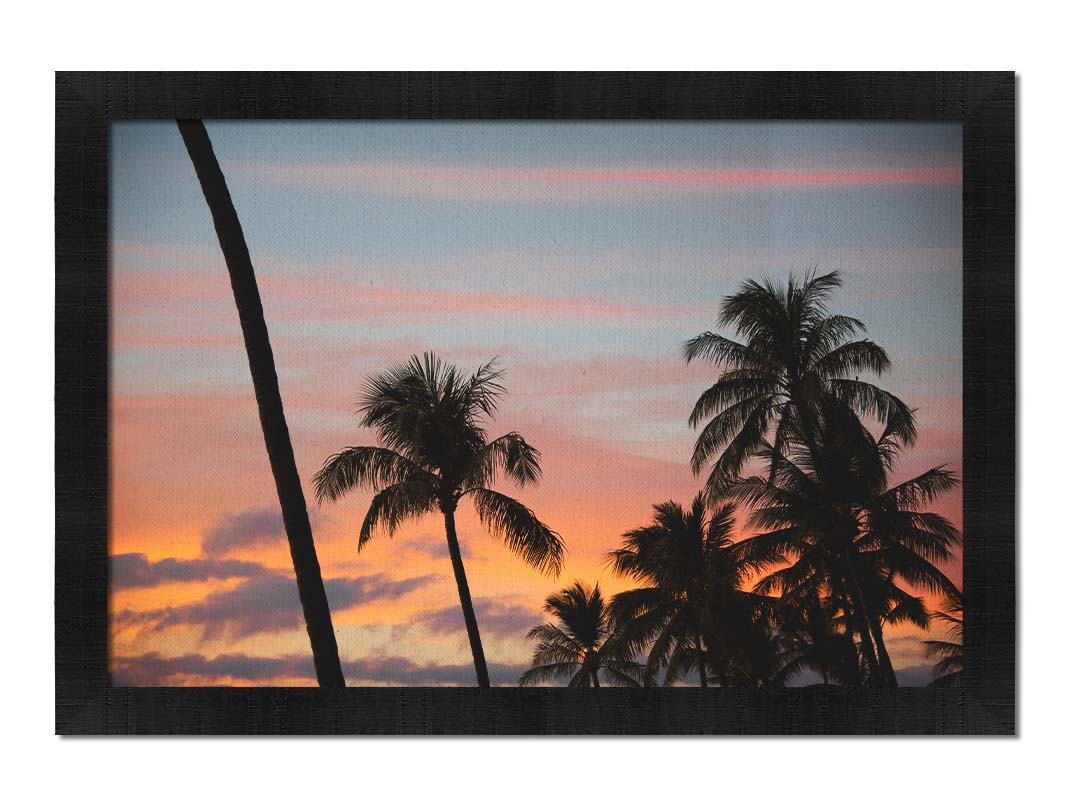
684 270 914 491
731 398 960 687
609 497 764 687
313 353 564 688
519 582 643 687
924 588 963 687
177 120 344 687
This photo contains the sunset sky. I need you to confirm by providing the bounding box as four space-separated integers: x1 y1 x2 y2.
109 120 962 687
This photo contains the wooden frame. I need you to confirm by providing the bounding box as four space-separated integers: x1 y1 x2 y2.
55 71 1015 734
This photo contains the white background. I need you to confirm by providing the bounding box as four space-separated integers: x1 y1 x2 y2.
2 2 1061 797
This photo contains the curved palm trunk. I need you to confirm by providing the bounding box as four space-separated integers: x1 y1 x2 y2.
832 573 881 687
871 624 899 688
840 552 897 687
591 671 601 688
849 604 883 687
839 581 882 686
177 120 345 688
695 634 709 688
443 508 490 687
794 407 890 688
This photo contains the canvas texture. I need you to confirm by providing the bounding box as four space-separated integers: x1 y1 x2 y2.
107 120 964 692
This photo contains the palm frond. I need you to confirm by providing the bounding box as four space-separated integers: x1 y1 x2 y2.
730 526 798 577
527 636 585 666
826 379 917 443
536 582 608 650
527 619 577 643
358 477 437 549
812 340 891 379
460 357 507 421
313 446 428 503
875 544 959 598
469 488 564 575
705 502 738 548
800 314 867 368
797 270 844 317
663 640 698 686
866 509 961 562
882 588 929 628
699 396 776 488
923 639 963 660
607 590 677 656
467 432 542 489
682 332 753 367
687 372 776 426
880 467 959 511
644 616 685 684
690 394 772 472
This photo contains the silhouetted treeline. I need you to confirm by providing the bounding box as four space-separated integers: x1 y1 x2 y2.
520 272 962 689
321 273 961 688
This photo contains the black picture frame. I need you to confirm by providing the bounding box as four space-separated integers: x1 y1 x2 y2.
56 71 1015 735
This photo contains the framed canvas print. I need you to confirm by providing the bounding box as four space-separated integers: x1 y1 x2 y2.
55 71 1015 734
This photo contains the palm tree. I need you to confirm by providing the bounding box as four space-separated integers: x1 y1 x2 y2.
608 497 764 687
683 270 915 492
731 398 960 687
176 120 344 687
313 353 564 688
709 596 801 688
775 592 863 686
924 588 963 687
518 582 643 687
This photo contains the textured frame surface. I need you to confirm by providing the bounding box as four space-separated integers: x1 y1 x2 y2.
55 71 1015 735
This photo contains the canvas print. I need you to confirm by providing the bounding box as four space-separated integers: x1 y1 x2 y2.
109 120 962 689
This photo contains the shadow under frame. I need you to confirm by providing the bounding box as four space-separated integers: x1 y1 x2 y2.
55 71 1015 735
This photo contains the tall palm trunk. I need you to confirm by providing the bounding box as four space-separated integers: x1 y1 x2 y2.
871 623 899 688
442 507 490 687
801 409 898 689
832 572 881 686
840 551 897 687
842 582 883 686
177 120 345 688
848 602 883 686
695 633 709 688
591 670 601 688
795 405 890 687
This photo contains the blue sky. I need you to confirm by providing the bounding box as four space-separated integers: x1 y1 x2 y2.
111 120 961 381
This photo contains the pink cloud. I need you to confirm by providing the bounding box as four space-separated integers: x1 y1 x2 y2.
232 161 962 203
111 328 242 348
111 267 709 324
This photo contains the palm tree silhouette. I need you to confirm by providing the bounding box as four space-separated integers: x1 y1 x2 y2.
313 353 564 688
710 598 800 688
609 497 759 687
731 398 960 687
518 582 643 687
683 271 914 492
924 588 963 687
176 120 344 687
776 592 863 686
